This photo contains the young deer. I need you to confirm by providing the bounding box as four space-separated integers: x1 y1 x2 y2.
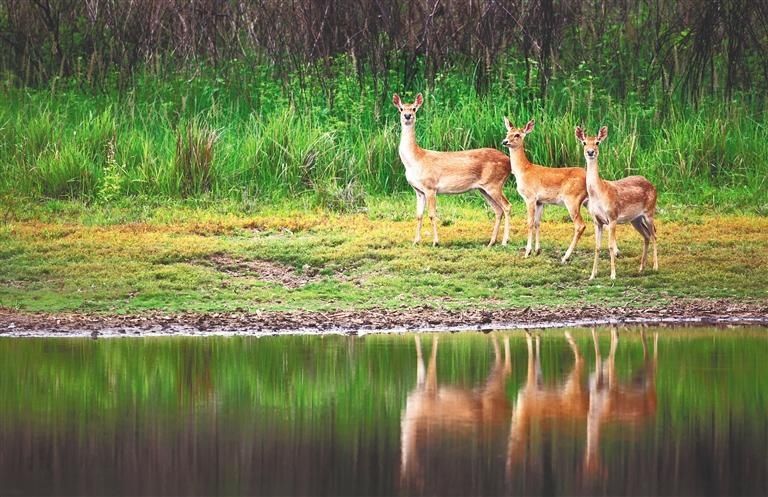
393 93 512 246
502 118 588 262
575 126 658 280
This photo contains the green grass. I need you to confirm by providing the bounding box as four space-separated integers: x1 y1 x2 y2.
0 60 766 211
0 198 765 314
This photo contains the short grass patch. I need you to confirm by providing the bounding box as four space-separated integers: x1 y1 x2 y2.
0 197 766 314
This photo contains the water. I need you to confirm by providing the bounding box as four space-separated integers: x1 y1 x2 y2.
0 327 766 496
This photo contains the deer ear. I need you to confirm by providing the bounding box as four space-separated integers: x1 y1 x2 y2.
596 126 608 143
392 94 402 110
575 126 586 143
523 119 535 134
503 116 512 130
414 93 424 109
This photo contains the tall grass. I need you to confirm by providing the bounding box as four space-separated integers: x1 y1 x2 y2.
0 60 765 211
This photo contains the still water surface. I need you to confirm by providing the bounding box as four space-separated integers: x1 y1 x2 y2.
0 327 766 496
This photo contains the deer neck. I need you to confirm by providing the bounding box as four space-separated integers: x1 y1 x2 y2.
508 147 531 176
398 123 421 166
586 157 603 190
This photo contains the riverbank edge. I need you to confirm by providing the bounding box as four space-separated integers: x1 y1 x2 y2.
2 299 767 338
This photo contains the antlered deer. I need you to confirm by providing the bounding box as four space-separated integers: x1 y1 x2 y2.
502 118 589 262
393 93 512 246
575 126 658 279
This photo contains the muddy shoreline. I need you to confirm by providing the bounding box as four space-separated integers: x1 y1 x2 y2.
1 299 767 338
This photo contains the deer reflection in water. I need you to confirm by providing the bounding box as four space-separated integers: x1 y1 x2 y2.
506 331 590 474
398 329 659 491
400 334 512 489
585 327 658 479
506 328 658 480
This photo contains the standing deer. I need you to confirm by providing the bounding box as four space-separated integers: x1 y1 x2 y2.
506 331 590 473
393 93 512 246
575 126 658 279
584 328 658 479
400 334 512 490
502 118 589 262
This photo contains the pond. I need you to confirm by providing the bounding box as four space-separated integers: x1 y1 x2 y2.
0 327 766 496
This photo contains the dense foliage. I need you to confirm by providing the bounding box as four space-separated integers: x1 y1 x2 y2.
0 1 765 208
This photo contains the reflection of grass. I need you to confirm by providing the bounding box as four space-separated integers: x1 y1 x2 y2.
0 330 766 446
0 200 766 313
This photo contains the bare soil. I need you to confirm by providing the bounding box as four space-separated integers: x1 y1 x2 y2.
203 253 324 288
1 299 767 337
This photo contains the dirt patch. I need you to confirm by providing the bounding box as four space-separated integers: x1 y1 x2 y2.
1 299 766 337
204 253 320 288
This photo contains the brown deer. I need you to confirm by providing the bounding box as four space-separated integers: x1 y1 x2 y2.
506 331 590 473
584 327 658 479
400 334 512 489
393 93 512 246
502 118 589 262
575 126 658 279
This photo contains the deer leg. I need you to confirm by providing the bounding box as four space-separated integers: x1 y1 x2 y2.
562 199 587 263
487 187 510 245
608 327 618 389
608 221 618 279
524 201 536 257
493 189 512 246
631 217 650 272
533 203 544 255
491 334 501 367
590 222 603 280
534 334 542 386
479 189 502 247
425 335 439 394
525 331 535 388
413 189 426 245
426 191 439 247
503 336 511 371
591 327 603 385
415 335 425 388
648 216 658 271
565 331 581 361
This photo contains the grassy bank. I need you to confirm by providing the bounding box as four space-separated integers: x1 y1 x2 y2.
1 63 766 211
0 198 766 314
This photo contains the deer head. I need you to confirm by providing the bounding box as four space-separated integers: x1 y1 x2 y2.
501 118 535 149
575 126 608 161
393 93 423 127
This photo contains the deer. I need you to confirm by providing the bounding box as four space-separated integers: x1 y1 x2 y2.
575 126 658 280
400 334 512 490
505 329 658 485
501 118 589 262
393 93 512 247
506 331 591 475
584 327 658 480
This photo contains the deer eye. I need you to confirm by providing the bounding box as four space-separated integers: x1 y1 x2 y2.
514 134 521 138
